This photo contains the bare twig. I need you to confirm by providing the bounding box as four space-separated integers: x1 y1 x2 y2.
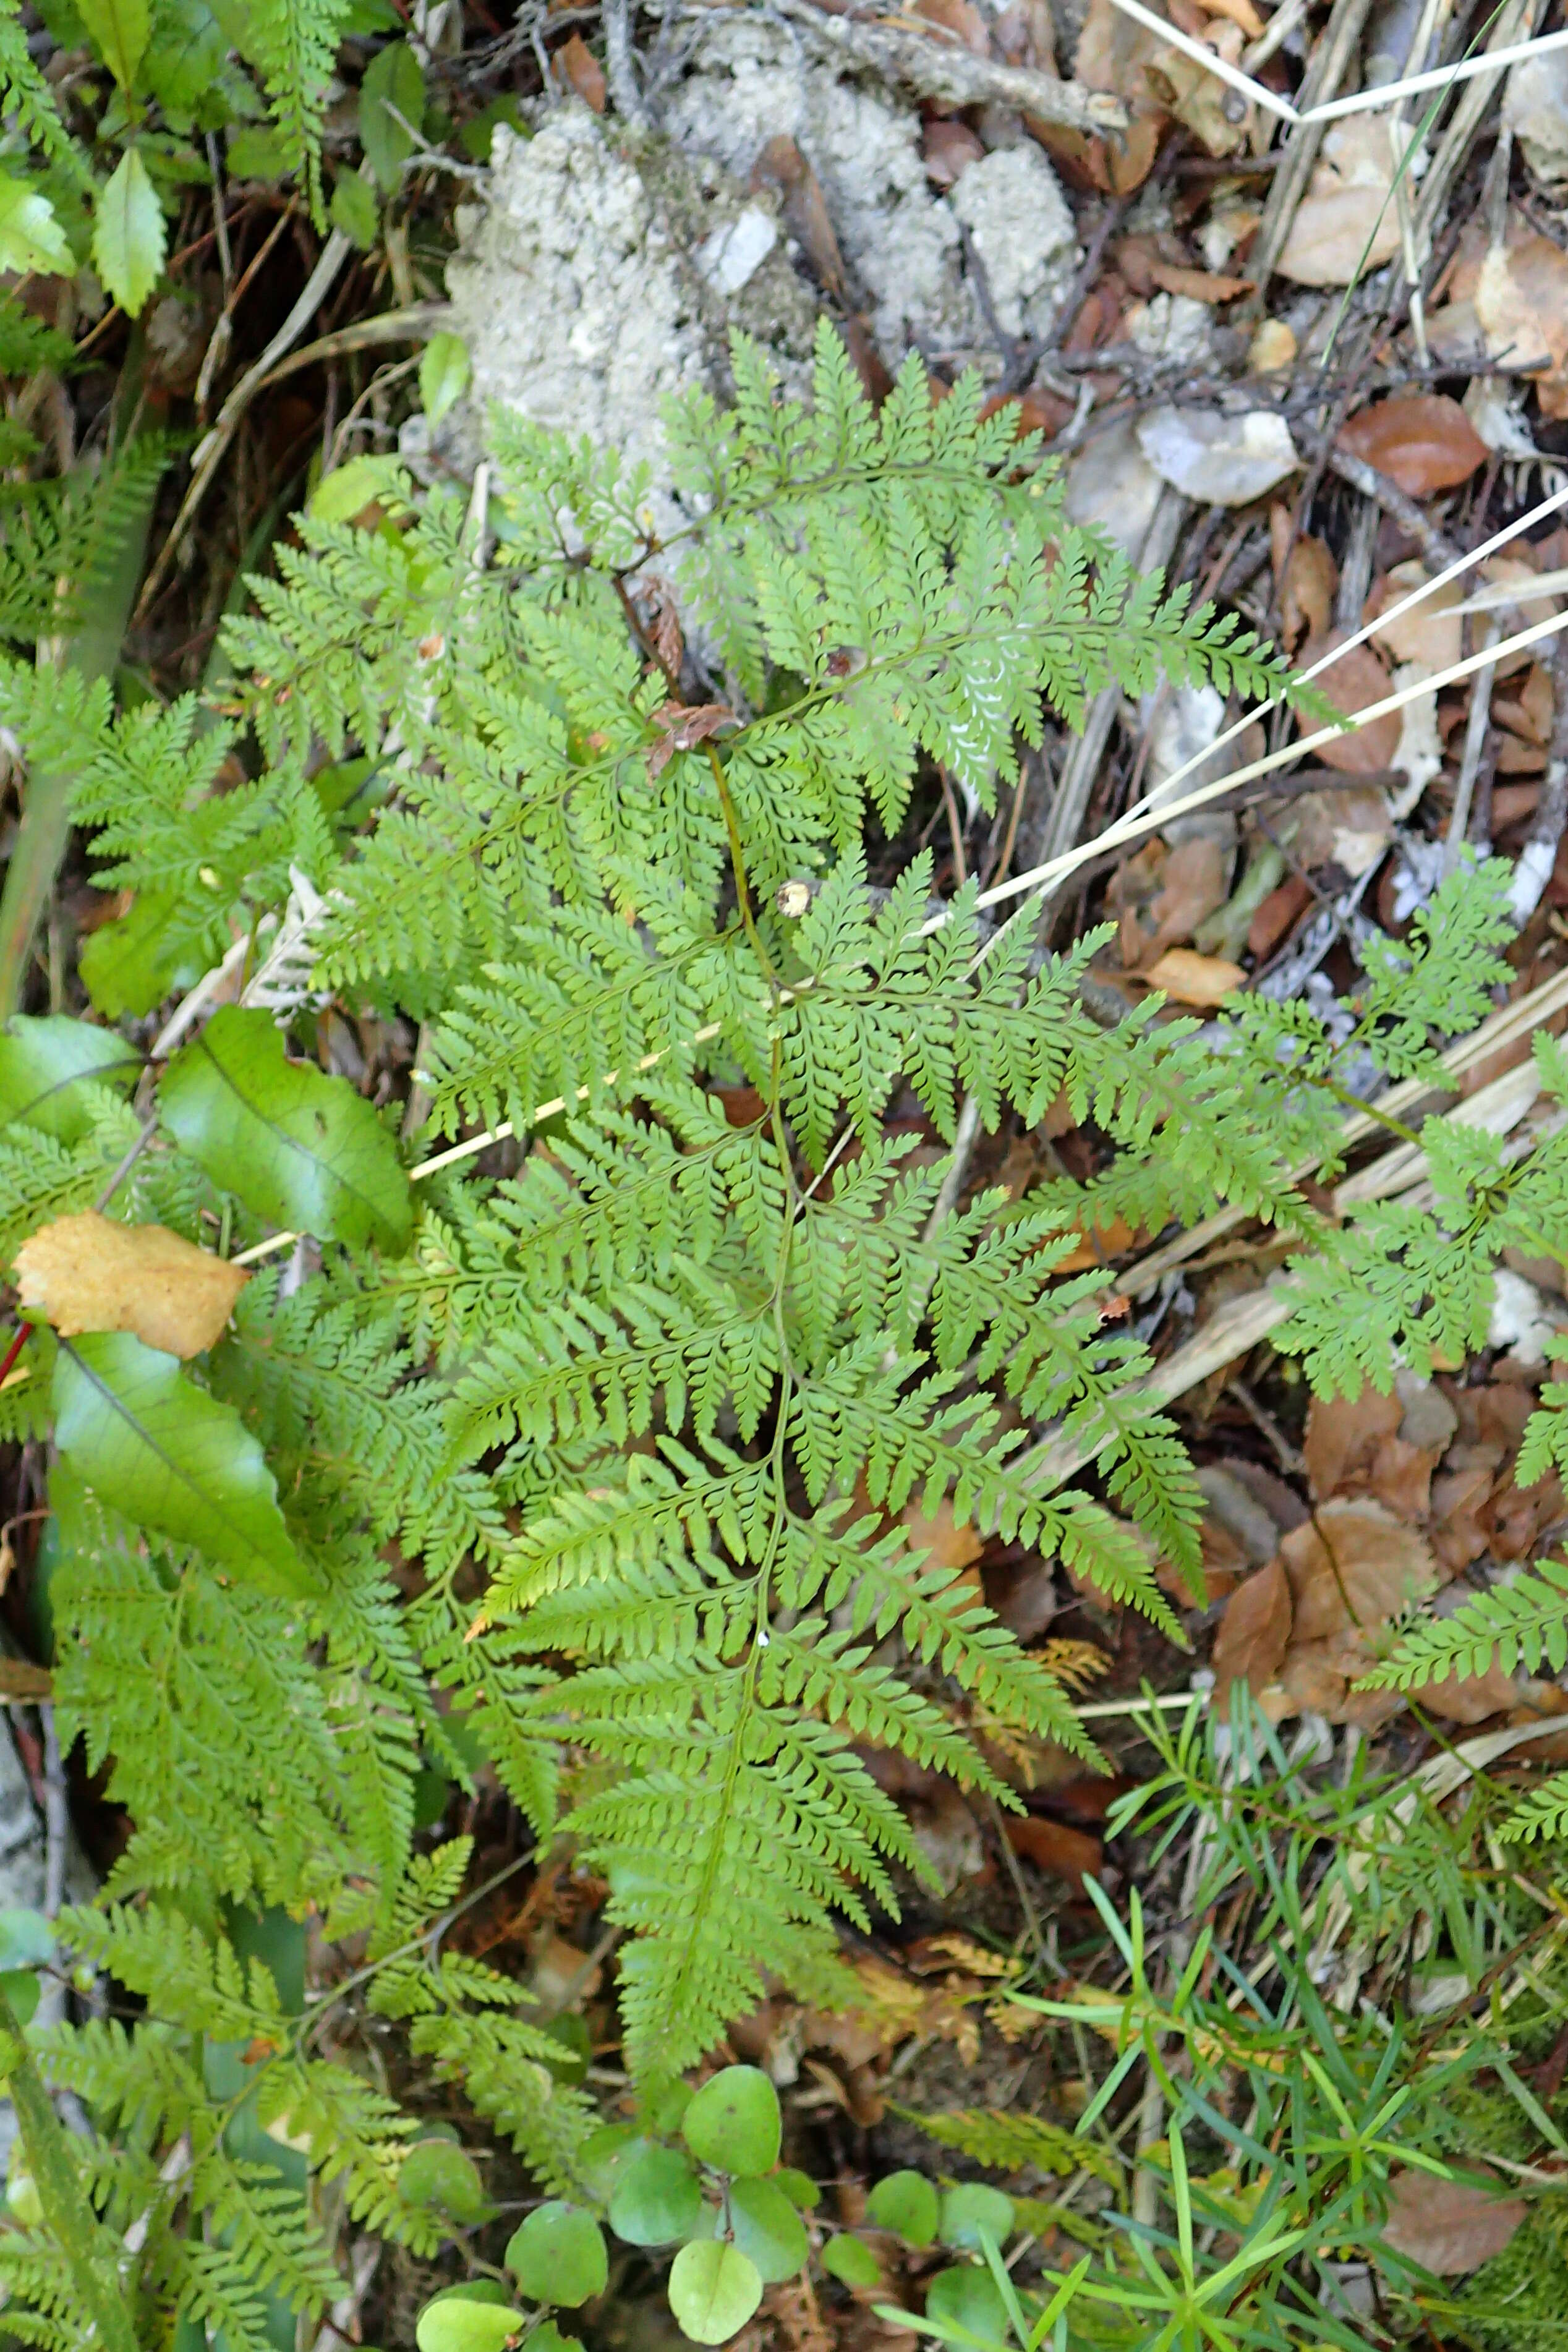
1245 0 1378 300
755 0 1128 130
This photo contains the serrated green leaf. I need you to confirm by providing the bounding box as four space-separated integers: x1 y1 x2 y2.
359 40 425 194
0 176 74 276
92 148 166 318
328 169 378 250
75 0 149 88
52 1331 313 1595
159 1007 412 1253
0 1016 140 1142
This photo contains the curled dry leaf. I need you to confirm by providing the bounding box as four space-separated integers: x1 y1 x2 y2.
1211 1556 1292 1709
1143 947 1244 1005
922 116 986 187
14 1211 247 1360
1279 1498 1438 1643
1475 233 1568 417
1276 119 1401 287
1145 261 1251 304
1136 407 1299 506
553 32 607 111
1270 510 1336 652
1297 631 1400 775
1383 2171 1528 2275
1337 393 1487 497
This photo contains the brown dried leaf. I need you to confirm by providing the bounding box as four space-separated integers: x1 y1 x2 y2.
1367 1433 1439 1523
1279 1498 1438 1642
1383 2171 1527 2275
1417 1662 1521 1725
1337 393 1488 496
1369 561 1463 670
1143 947 1244 1005
752 137 846 301
1278 783 1392 876
1277 119 1401 286
1247 873 1313 959
1005 1813 1102 1893
15 1212 247 1360
1304 1384 1404 1501
646 700 738 778
1116 833 1230 965
1212 1556 1292 1708
913 0 993 51
553 32 606 110
922 116 986 187
1276 1639 1347 1719
1297 631 1400 774
1146 260 1252 303
1274 522 1336 652
1475 233 1568 394
900 1494 984 1574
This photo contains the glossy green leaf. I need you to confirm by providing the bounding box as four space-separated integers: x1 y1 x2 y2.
529 2329 585 2352
682 2067 780 2176
160 1007 412 1253
819 2234 882 2288
505 2202 608 2306
52 1332 313 1596
420 331 470 426
0 177 74 277
93 148 166 318
399 2139 488 2222
360 40 425 193
415 2292 523 2352
865 2170 939 2247
0 1016 139 1142
727 2176 807 2283
75 0 149 89
667 2241 762 2345
939 2184 1015 2254
926 2264 1010 2342
608 2143 703 2246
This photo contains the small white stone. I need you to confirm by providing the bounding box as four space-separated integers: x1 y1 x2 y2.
696 206 778 296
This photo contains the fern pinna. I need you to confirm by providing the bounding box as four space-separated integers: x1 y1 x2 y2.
0 322 1559 2341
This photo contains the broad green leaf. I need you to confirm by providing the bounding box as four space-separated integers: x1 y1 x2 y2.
667 2242 762 2345
399 2139 488 2222
75 0 149 88
0 1912 53 1973
865 2171 939 2248
52 1331 313 1595
140 0 227 122
773 2168 819 2212
529 2330 584 2352
939 2184 1014 2253
0 1016 139 1142
420 331 470 426
726 2177 807 2283
506 2202 608 2306
93 148 166 318
608 2143 703 2246
225 126 292 181
329 170 379 250
0 176 74 276
359 41 425 194
308 454 404 524
415 2294 523 2352
80 890 206 1020
820 2235 882 2288
683 2067 780 2176
160 1007 412 1253
926 2264 1011 2341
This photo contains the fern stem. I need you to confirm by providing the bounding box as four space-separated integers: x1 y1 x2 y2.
1321 1079 1423 1149
0 1982 140 2352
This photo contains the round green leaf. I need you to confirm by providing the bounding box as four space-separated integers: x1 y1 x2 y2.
819 2234 882 2288
939 2184 1015 2254
399 2138 488 2223
642 2078 694 2137
578 2123 639 2204
926 2265 1010 2344
530 2329 585 2352
773 2168 820 2212
682 2066 781 2176
0 1972 40 2028
864 2170 939 2248
415 2291 522 2352
608 2143 703 2246
667 2241 763 2345
727 2176 807 2283
505 2202 608 2306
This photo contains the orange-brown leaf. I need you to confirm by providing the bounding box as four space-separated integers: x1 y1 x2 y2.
1337 393 1488 496
14 1212 247 1360
1212 1557 1292 1708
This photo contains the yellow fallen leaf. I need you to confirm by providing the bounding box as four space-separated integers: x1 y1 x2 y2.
1276 119 1401 288
15 1212 247 1360
1143 947 1245 1006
